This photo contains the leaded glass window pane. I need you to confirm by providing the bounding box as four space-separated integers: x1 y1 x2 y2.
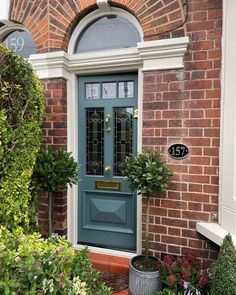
86 83 100 99
118 81 134 98
86 108 104 175
102 82 116 99
114 108 133 176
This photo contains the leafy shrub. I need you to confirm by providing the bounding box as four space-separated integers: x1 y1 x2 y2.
0 226 111 295
0 45 45 232
125 151 172 197
32 147 79 193
157 254 209 295
32 147 79 235
209 233 236 295
153 289 185 295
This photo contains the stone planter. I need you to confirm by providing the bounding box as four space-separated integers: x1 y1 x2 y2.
129 255 161 295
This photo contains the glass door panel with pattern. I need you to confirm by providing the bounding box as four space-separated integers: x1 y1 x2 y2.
78 73 138 252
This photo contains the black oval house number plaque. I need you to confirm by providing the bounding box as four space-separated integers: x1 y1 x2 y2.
168 144 189 160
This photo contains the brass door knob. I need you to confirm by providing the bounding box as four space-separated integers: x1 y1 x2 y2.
104 165 112 173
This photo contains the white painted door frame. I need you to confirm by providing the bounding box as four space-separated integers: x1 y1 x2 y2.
30 37 188 256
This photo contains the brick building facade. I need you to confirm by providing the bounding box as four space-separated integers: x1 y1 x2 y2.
0 0 231 263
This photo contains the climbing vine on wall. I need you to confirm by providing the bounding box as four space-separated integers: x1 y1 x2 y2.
0 45 45 232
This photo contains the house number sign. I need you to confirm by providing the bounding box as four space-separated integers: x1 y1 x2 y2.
168 143 189 160
2 30 36 58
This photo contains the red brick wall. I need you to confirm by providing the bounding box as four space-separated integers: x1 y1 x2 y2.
39 78 67 236
10 0 185 52
8 0 222 261
143 0 222 260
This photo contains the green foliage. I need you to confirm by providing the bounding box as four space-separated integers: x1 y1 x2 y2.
153 288 185 295
32 147 79 193
209 233 236 295
124 151 172 197
32 147 79 235
0 226 111 295
0 45 45 232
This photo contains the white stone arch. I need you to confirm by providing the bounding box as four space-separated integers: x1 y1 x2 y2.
0 21 26 42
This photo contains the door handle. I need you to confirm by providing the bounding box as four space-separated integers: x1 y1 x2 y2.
104 165 112 173
105 114 111 132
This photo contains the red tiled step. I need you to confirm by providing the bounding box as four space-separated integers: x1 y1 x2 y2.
89 252 130 275
112 289 129 295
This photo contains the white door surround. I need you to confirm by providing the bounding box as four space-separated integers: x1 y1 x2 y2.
29 37 188 257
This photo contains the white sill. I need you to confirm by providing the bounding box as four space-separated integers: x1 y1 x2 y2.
196 222 236 246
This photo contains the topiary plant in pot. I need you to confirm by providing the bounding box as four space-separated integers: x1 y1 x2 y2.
125 150 172 295
32 147 79 236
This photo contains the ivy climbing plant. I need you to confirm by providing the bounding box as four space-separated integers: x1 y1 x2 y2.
0 45 45 232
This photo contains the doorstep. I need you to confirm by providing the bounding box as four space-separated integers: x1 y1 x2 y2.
89 252 130 294
112 289 129 295
89 252 130 275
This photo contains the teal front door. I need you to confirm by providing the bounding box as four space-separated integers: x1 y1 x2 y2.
78 73 138 252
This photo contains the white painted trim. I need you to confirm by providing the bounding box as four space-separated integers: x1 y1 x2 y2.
30 37 189 78
68 7 143 54
138 38 188 71
136 68 144 254
96 0 111 11
75 244 137 258
29 37 188 256
219 0 236 234
30 51 70 79
0 0 10 20
197 222 236 246
67 74 78 246
0 22 26 41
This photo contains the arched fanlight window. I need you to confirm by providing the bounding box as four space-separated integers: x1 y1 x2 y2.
74 15 141 53
2 30 36 58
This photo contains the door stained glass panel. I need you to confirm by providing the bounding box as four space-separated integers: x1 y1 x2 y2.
114 107 133 176
86 83 100 100
118 81 134 98
86 108 104 175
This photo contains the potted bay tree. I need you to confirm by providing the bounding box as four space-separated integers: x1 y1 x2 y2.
32 147 79 236
125 150 172 295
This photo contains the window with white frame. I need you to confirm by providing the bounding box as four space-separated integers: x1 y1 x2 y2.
73 15 141 53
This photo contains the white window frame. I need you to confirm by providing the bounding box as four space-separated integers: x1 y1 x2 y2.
0 21 27 42
68 6 143 55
